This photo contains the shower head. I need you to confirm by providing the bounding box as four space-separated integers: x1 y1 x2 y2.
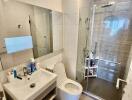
101 4 113 8
101 1 115 8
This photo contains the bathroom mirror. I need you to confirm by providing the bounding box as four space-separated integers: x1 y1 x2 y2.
0 0 63 70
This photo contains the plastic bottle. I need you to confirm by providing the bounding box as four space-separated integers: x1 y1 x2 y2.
13 68 17 78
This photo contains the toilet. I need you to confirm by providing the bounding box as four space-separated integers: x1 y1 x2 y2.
54 62 83 100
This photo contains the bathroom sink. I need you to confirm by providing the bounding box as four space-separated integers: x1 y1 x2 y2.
3 69 57 100
10 69 53 87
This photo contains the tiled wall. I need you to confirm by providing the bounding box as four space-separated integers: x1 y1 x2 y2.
92 0 132 81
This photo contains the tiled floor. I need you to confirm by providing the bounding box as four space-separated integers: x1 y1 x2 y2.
81 78 122 100
80 94 94 100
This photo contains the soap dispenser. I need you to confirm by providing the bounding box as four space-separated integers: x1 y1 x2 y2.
29 58 37 73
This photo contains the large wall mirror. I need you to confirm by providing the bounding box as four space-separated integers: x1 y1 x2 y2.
0 0 63 70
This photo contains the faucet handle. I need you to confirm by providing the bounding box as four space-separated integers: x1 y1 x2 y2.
23 66 32 76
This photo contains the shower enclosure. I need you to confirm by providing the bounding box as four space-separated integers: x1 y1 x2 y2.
77 0 132 100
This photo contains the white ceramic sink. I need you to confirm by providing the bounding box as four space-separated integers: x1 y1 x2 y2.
4 69 57 100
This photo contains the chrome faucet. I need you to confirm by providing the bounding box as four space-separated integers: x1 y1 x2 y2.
23 67 31 76
21 67 31 80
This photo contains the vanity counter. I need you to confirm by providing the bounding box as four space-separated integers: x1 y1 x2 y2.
3 69 57 100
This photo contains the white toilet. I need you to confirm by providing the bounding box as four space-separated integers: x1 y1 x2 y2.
54 62 83 100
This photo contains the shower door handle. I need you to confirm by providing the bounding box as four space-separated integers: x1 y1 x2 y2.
116 78 127 89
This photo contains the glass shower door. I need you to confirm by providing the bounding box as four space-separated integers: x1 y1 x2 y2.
88 1 131 100
92 1 131 83
78 1 132 100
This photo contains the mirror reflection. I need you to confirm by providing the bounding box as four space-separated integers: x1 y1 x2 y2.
0 1 62 70
30 7 53 58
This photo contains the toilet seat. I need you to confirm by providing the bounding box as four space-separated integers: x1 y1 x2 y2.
59 79 82 95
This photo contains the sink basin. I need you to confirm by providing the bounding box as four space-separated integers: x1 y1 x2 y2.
4 68 57 100
10 69 53 87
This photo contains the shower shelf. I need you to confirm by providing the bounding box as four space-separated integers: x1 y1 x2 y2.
84 58 99 78
85 66 98 69
85 75 97 77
